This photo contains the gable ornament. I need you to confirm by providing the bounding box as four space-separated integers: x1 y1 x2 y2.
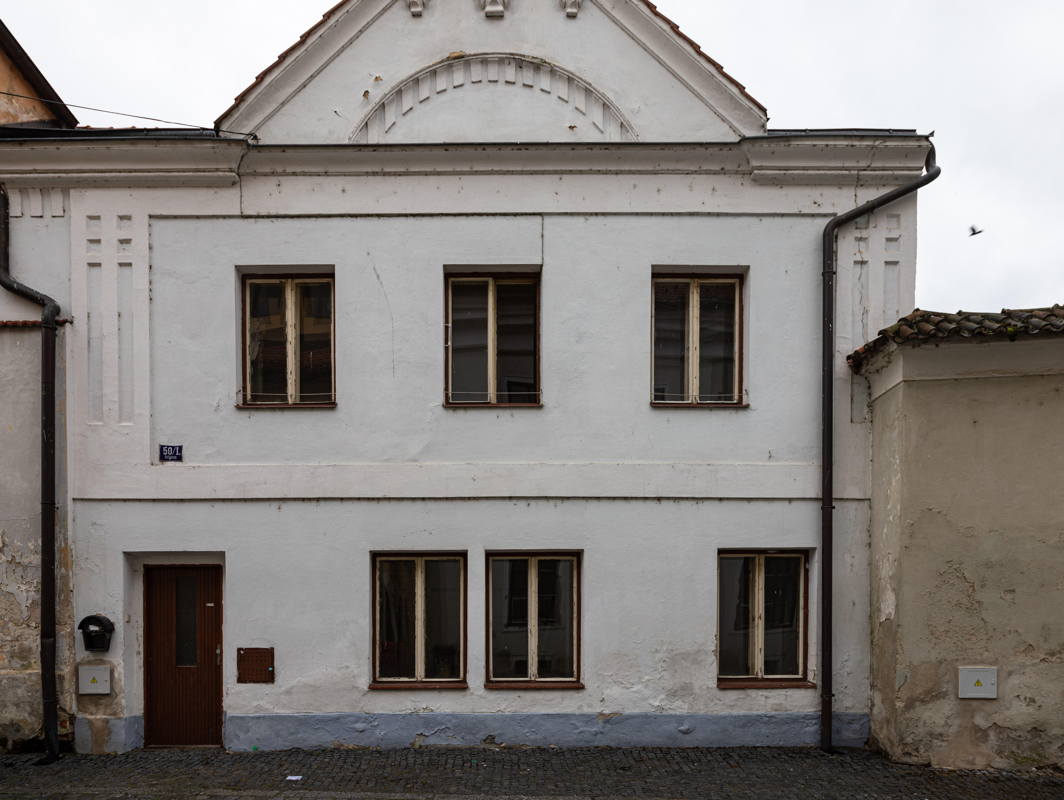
407 0 427 15
480 0 508 18
561 0 581 17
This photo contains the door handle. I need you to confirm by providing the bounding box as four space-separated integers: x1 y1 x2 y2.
216 645 222 666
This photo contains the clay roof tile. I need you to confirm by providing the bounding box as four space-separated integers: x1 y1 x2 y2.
849 304 1064 370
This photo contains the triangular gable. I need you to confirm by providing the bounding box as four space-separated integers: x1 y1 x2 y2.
217 0 767 144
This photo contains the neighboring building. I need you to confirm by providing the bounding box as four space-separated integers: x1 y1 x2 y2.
0 20 77 128
851 307 1064 770
0 19 76 751
1 0 933 753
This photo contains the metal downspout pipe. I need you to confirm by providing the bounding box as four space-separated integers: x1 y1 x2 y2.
0 184 62 764
820 144 941 751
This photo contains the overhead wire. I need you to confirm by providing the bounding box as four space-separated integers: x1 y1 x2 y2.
0 89 254 137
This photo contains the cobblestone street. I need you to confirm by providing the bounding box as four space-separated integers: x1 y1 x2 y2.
2 747 1063 800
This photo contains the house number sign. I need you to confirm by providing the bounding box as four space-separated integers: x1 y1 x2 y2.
159 445 184 463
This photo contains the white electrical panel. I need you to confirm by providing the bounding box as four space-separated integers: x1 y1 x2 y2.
958 666 997 699
78 664 111 695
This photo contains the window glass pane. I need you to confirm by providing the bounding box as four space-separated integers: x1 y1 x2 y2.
424 559 462 680
297 282 333 403
378 560 417 679
653 282 689 401
763 557 802 676
718 556 754 676
450 281 490 402
491 559 529 679
537 559 575 679
495 282 538 403
175 575 197 667
248 282 287 403
698 282 737 402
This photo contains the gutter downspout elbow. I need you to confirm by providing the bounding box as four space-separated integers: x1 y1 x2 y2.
0 184 63 764
819 144 940 752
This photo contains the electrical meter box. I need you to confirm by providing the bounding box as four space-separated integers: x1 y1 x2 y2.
78 664 112 695
958 666 998 699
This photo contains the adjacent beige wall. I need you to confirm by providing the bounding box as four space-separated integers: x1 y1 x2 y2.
867 339 1064 769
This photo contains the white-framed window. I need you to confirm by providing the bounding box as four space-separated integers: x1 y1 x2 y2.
718 551 808 683
487 553 580 686
243 276 335 406
446 276 540 406
373 554 466 686
652 277 742 405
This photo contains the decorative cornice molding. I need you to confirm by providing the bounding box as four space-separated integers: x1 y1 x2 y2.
481 0 507 18
407 0 427 16
561 0 581 17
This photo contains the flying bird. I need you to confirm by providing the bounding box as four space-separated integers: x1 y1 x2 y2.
969 226 984 237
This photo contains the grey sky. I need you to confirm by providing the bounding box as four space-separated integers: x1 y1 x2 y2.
5 0 1062 312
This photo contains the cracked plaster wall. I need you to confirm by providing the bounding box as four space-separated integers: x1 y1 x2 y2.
869 343 1064 769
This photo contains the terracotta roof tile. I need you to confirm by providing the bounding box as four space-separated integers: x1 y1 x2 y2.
216 0 766 129
848 305 1064 369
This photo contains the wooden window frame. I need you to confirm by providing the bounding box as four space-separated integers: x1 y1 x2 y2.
651 276 745 408
716 550 814 690
485 551 583 690
241 275 336 409
445 275 542 408
370 552 468 690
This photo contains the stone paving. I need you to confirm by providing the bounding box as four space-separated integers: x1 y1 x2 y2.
1 746 1063 800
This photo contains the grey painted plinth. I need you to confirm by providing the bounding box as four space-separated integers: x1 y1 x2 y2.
224 712 869 751
74 715 143 754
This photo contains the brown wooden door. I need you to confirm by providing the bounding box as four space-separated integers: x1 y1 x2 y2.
145 566 223 747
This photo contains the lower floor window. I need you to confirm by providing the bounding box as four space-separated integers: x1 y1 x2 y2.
718 552 807 680
488 553 580 683
374 554 465 684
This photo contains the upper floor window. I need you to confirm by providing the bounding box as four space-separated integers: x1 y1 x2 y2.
243 276 335 407
652 277 742 406
446 276 540 406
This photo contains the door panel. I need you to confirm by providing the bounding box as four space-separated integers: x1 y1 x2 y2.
145 566 223 747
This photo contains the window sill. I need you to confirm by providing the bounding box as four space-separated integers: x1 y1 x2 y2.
444 403 543 410
485 681 584 691
236 403 337 410
717 679 816 690
369 681 468 691
651 402 749 410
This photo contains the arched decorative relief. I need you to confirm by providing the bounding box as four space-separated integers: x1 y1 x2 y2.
351 54 637 143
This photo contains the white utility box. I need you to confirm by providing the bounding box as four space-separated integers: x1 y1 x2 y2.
78 664 111 695
958 666 998 699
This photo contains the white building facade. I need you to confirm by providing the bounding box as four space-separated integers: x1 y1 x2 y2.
0 0 931 753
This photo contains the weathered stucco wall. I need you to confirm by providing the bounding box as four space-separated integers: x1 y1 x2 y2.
868 339 1064 769
1 208 74 751
0 331 72 750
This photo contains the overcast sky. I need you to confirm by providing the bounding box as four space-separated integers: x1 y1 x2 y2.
5 1 1063 312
